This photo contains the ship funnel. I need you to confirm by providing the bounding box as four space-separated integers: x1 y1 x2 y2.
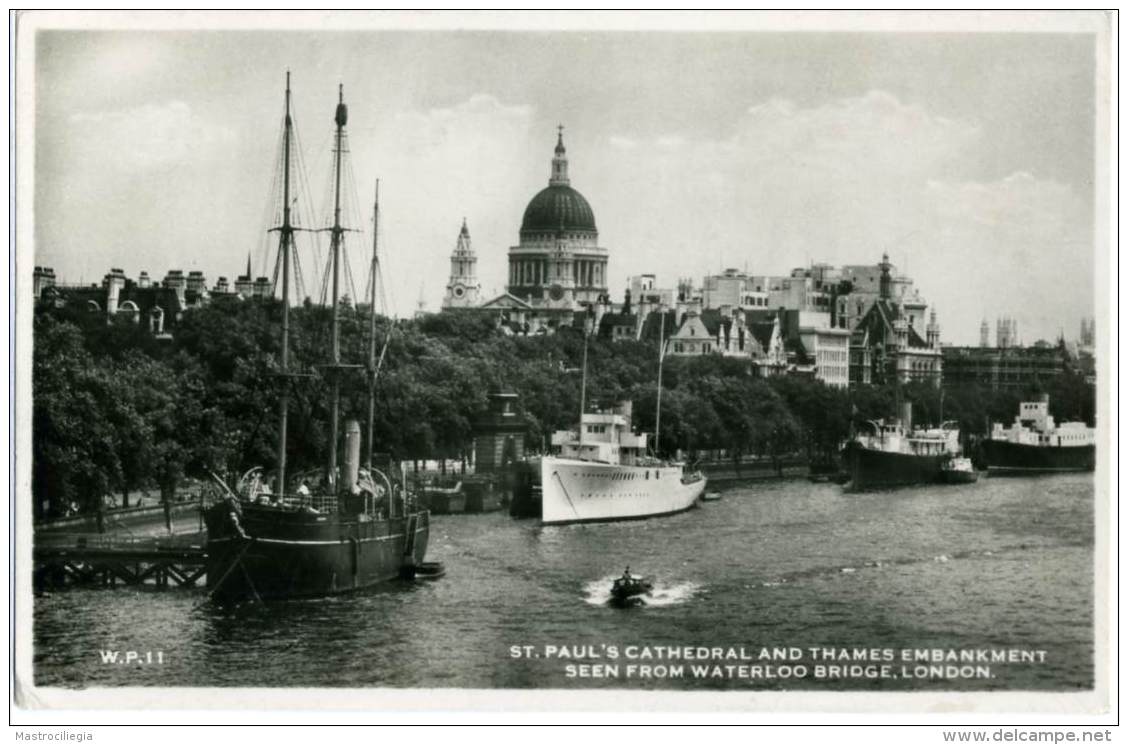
343 419 361 493
899 402 913 432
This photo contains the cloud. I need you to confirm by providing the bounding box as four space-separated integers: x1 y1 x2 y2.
343 94 540 312
731 91 980 177
68 100 235 171
589 90 1088 343
38 100 245 282
919 172 1091 343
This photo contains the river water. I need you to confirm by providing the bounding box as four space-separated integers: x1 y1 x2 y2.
33 473 1094 691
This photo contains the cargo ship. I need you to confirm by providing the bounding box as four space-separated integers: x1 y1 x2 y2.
541 402 706 524
983 395 1095 474
204 77 428 601
843 402 960 490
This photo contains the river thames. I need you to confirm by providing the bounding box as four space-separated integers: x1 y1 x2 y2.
33 472 1094 690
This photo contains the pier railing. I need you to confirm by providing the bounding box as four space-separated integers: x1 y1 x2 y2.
34 531 206 552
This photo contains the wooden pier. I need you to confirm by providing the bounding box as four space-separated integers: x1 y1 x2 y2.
33 532 207 591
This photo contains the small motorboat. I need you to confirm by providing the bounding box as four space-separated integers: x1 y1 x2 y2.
941 457 979 484
610 573 653 606
701 491 722 502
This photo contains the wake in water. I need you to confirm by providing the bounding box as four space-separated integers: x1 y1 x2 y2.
582 575 702 607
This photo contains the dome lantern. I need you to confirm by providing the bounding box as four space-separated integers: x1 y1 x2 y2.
550 124 569 186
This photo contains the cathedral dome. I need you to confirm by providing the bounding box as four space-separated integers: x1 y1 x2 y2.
520 185 597 235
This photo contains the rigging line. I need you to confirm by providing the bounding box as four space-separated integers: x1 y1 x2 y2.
344 146 364 243
377 223 398 317
292 121 322 298
362 206 373 306
262 132 286 283
363 260 373 312
342 236 359 314
256 120 286 281
371 323 393 385
318 244 333 307
298 123 333 296
292 238 306 305
271 241 283 301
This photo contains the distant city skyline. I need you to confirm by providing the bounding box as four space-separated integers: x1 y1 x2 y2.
33 25 1099 344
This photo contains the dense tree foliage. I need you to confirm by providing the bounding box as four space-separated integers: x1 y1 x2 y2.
31 301 1096 519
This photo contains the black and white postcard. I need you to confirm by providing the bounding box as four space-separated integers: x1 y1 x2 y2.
11 10 1116 721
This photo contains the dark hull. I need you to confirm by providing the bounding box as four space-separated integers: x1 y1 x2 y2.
844 444 946 490
205 504 429 602
941 470 979 484
508 459 542 518
983 439 1095 474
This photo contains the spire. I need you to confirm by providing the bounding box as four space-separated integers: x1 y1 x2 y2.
455 218 472 256
927 307 941 349
245 253 252 279
550 124 570 186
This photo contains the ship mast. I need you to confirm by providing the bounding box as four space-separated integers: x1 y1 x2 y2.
365 180 380 468
274 71 295 495
578 322 589 450
326 84 348 491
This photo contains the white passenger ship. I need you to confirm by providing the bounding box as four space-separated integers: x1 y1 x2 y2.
983 395 1095 473
540 402 706 525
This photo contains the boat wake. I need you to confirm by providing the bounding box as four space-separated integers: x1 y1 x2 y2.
583 575 702 607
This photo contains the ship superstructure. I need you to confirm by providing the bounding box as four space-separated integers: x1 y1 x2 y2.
551 402 648 465
843 402 960 489
984 395 1095 473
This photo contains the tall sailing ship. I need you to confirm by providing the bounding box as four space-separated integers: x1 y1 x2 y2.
539 314 706 525
204 76 429 601
982 395 1095 474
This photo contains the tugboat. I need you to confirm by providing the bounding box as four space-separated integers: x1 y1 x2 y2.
983 394 1095 474
842 402 960 490
204 77 429 602
940 456 979 484
610 568 653 607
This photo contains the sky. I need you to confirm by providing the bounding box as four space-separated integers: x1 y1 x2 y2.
32 26 1099 344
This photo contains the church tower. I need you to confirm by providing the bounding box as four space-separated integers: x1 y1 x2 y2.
926 307 941 349
878 253 893 300
442 218 481 309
